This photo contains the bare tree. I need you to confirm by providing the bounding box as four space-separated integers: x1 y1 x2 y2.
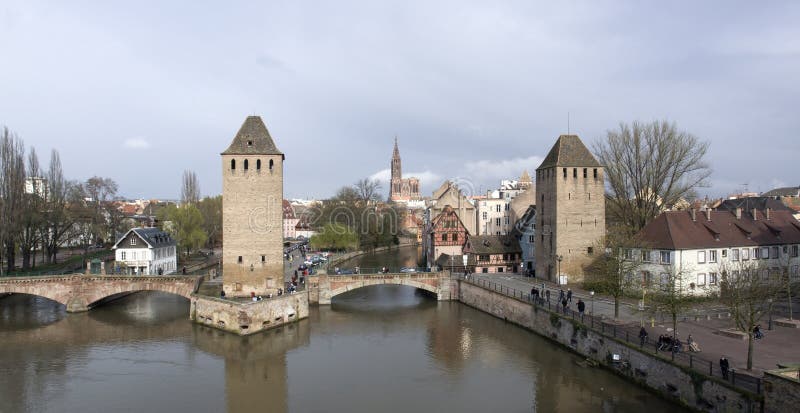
83 176 118 245
585 225 643 318
594 120 712 232
19 147 43 270
648 264 695 360
0 127 26 273
354 178 381 204
718 260 780 371
181 170 200 206
39 150 74 265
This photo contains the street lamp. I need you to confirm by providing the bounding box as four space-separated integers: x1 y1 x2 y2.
768 298 774 330
590 290 595 316
556 255 563 284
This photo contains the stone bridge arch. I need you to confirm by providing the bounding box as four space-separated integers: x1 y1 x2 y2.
0 275 202 312
316 272 455 305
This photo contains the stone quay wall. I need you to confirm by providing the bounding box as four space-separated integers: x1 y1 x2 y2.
458 280 759 413
762 367 800 413
191 292 308 336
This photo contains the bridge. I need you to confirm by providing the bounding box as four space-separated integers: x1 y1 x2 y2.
0 275 203 312
311 271 456 305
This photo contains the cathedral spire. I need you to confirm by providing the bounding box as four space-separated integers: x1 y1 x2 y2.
392 136 400 159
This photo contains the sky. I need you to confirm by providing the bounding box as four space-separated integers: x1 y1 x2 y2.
1 1 798 201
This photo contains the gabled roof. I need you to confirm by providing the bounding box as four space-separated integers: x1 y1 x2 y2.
537 135 600 170
113 227 176 249
636 209 800 250
282 200 296 220
430 205 469 234
717 197 792 213
221 116 284 157
465 235 521 254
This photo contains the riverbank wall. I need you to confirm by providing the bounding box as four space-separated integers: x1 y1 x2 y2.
326 241 420 269
457 279 760 413
190 292 308 336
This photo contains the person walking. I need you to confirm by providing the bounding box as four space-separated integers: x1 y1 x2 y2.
558 289 565 302
720 356 730 380
545 290 551 304
566 289 573 304
530 288 535 302
639 327 648 347
577 299 586 321
561 297 568 313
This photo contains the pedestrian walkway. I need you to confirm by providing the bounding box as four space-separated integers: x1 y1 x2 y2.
472 274 800 377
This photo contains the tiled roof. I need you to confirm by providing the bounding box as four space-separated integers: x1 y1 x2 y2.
717 197 792 214
282 200 296 219
114 227 176 248
537 135 600 169
221 116 284 157
465 235 521 254
636 209 800 250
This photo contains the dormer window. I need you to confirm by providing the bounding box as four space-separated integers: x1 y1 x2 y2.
130 237 137 246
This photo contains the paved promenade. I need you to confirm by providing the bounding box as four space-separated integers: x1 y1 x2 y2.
474 273 800 377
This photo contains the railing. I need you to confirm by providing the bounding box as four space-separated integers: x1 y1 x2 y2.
327 267 431 275
459 275 763 396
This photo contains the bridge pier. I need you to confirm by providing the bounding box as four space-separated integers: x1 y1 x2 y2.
66 295 90 313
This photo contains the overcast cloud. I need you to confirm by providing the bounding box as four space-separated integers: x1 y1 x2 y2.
1 1 798 200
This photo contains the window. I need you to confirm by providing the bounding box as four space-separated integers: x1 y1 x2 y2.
482 267 488 273
244 159 249 170
583 168 587 178
573 168 577 178
130 237 137 246
451 234 458 242
709 272 718 285
121 251 126 260
642 250 651 262
495 218 501 226
624 249 633 260
753 247 760 259
496 205 501 212
587 247 594 255
479 254 490 262
563 168 567 178
761 247 769 260
231 159 236 170
504 203 509 211
770 246 779 259
709 250 717 263
697 251 706 264
742 248 749 260
261 255 265 262
498 267 504 273
257 159 261 170
660 251 671 264
793 245 799 257
529 235 535 243
482 212 487 220
792 265 799 278
247 140 253 146
441 234 447 241
731 248 740 261
269 159 274 170
697 273 706 286
237 256 243 264
593 168 597 178
722 249 727 258
504 217 509 225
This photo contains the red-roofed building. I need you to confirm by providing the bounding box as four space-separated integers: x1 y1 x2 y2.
633 208 800 295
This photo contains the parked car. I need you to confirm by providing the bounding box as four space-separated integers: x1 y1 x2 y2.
400 267 417 273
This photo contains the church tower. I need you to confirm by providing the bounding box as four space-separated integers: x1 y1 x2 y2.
535 135 605 284
390 137 402 200
221 116 285 296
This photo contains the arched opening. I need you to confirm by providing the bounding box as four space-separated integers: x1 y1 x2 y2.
87 291 190 323
330 283 438 312
269 159 274 171
256 159 261 170
231 159 236 170
244 159 249 170
0 293 67 326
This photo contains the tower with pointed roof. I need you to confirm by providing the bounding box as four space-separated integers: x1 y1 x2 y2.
221 116 285 296
534 135 605 283
389 138 420 202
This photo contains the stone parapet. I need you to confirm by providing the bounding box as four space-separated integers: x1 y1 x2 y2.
191 292 308 336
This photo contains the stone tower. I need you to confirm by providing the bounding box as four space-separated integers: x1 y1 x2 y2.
534 135 605 284
221 116 285 296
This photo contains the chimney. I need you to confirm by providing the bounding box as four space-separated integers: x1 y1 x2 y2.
766 208 771 220
691 208 696 222
706 209 711 221
735 207 742 220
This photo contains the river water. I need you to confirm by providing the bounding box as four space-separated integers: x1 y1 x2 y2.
0 247 683 412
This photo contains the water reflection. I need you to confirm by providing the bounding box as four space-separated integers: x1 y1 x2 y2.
0 286 684 412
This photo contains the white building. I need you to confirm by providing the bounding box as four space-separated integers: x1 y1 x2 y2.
477 198 512 235
112 228 177 275
632 208 800 296
283 200 298 239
